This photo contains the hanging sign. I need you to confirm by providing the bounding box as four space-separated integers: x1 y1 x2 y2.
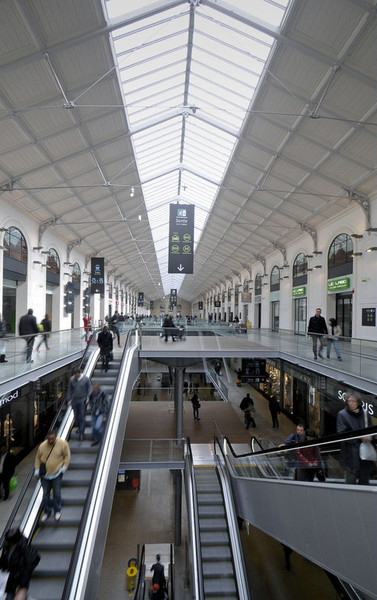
91 257 104 294
168 204 194 274
170 289 177 307
138 292 144 307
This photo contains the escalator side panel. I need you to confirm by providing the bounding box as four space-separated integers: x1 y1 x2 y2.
230 475 377 599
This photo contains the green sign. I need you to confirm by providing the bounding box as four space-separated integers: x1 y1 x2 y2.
328 277 350 292
292 286 306 297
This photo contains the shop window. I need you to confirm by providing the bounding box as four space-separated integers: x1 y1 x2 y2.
328 234 353 277
243 279 249 293
255 273 262 295
3 227 27 262
270 266 280 292
293 253 308 285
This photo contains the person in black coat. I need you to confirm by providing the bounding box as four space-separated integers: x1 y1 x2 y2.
0 528 39 598
268 397 281 428
36 313 52 351
191 393 200 420
240 393 256 428
0 442 16 501
337 393 374 485
150 554 166 590
307 308 328 360
97 325 113 372
19 309 39 363
162 314 175 342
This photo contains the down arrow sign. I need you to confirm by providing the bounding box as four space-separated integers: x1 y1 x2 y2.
177 264 184 272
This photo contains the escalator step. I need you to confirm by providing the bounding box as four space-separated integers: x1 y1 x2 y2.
197 493 223 504
204 577 237 596
61 486 89 504
201 546 232 561
63 469 93 486
199 517 227 531
34 550 72 576
198 505 225 517
203 561 234 577
200 531 230 545
69 453 97 468
34 526 78 550
195 484 221 493
28 576 65 600
69 440 99 453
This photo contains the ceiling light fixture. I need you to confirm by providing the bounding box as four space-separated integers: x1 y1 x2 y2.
366 247 377 252
33 260 42 265
33 246 43 251
351 252 362 257
313 265 322 269
129 186 135 198
351 234 363 239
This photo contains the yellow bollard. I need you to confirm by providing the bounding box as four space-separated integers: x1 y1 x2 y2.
126 563 138 592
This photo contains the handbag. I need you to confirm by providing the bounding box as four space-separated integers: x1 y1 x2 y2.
359 410 377 461
9 475 18 492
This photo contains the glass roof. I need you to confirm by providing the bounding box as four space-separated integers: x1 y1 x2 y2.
105 0 290 295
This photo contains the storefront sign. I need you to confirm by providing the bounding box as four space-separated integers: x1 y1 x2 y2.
241 292 251 303
292 286 306 297
327 277 350 292
338 389 375 416
214 300 221 307
0 390 19 407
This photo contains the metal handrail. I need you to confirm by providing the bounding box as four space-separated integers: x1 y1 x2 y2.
185 438 205 600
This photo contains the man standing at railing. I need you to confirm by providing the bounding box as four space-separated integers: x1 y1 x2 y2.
307 307 328 360
19 308 39 363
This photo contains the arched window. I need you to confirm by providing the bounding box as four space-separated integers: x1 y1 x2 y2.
255 274 262 295
222 291 225 303
108 282 113 299
293 253 308 285
328 234 353 277
46 248 60 275
227 288 232 302
270 266 280 291
3 227 27 262
71 262 81 294
243 279 249 292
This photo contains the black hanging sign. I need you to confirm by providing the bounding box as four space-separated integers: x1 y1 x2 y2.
150 300 154 310
168 204 194 274
138 292 144 307
170 289 177 307
91 257 105 294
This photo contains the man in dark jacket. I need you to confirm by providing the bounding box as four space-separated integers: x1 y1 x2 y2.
268 397 281 428
67 367 92 441
337 393 374 485
162 314 176 342
150 554 166 591
0 528 39 598
240 393 256 428
307 307 328 359
97 325 113 372
0 441 16 500
19 308 39 363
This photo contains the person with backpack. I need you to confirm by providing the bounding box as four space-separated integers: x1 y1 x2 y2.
239 393 256 428
0 527 40 600
36 313 51 351
191 393 201 420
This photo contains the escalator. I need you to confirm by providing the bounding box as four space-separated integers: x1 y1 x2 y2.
0 328 141 600
185 442 250 599
28 350 123 599
215 433 377 600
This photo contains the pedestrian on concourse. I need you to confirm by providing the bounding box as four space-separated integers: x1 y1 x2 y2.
307 307 328 360
327 318 342 361
0 313 7 363
268 397 280 428
0 441 16 501
88 383 109 447
97 325 113 372
36 313 51 351
35 429 70 522
153 393 158 402
240 393 256 428
67 367 92 441
337 393 375 485
295 429 325 482
109 311 121 347
150 554 166 591
18 308 39 363
191 392 201 420
83 314 92 342
162 314 176 342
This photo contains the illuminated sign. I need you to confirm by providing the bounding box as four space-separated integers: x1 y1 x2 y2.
328 277 350 292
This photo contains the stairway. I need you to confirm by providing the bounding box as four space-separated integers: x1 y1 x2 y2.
194 465 238 599
28 351 122 600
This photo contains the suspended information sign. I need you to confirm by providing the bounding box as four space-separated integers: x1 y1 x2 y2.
91 257 104 294
168 204 194 274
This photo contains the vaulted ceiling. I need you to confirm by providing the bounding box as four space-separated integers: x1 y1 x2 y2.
0 0 376 301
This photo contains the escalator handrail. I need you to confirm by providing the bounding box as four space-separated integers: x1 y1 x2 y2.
185 437 205 600
62 328 138 600
223 425 377 460
131 543 146 600
250 436 264 453
213 440 251 600
0 329 101 548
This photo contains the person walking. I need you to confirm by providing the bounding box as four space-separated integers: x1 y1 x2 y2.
240 393 256 428
327 318 342 361
36 313 51 351
268 397 280 428
88 383 109 447
18 309 39 363
150 554 166 591
307 308 328 360
162 314 176 342
0 528 40 600
109 311 121 347
97 325 113 372
67 367 92 441
0 313 7 363
83 314 92 343
191 392 201 420
336 393 375 485
34 429 70 522
0 441 16 501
